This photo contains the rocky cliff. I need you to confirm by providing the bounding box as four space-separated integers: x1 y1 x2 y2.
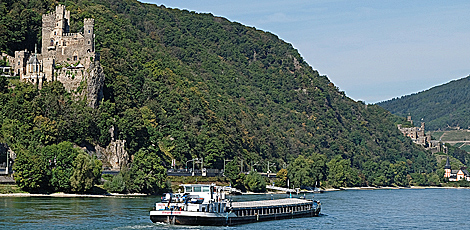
95 140 129 171
85 61 105 109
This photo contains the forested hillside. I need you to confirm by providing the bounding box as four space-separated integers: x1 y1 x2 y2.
0 0 439 192
378 75 470 131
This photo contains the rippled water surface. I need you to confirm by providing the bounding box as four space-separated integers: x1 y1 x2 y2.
1 188 469 229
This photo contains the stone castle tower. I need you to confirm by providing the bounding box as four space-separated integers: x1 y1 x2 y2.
10 4 97 90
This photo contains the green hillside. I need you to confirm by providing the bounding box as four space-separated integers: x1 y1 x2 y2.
377 75 470 131
0 0 439 192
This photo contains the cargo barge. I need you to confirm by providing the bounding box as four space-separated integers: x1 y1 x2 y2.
149 184 321 226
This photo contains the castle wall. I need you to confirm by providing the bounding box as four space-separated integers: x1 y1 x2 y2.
13 50 29 77
42 57 54 82
55 67 85 91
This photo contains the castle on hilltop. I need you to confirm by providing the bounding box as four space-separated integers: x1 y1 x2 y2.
397 115 429 145
397 115 443 152
4 4 97 90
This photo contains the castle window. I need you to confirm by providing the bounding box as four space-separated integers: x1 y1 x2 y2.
88 30 91 33
54 31 56 35
50 39 54 46
73 56 77 61
88 40 90 44
63 41 66 46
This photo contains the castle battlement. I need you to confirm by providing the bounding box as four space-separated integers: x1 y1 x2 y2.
84 18 95 24
42 13 54 19
56 4 66 12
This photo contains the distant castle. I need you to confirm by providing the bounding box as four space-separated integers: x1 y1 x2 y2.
397 115 442 152
3 4 97 91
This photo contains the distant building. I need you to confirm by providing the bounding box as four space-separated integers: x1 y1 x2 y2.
397 116 447 152
444 156 470 181
397 116 430 146
3 4 97 90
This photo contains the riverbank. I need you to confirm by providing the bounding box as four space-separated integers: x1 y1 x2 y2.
2 184 469 197
323 185 470 192
0 192 148 197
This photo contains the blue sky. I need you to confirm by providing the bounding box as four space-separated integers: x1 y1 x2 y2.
140 1 470 103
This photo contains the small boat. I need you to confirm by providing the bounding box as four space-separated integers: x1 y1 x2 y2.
150 184 321 226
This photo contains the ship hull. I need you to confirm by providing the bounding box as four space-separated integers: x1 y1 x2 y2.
150 206 321 226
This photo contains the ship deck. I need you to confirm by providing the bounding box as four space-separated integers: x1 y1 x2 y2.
231 198 312 209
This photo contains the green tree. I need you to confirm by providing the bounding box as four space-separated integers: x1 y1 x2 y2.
117 108 148 155
410 173 427 186
427 173 440 186
43 142 80 192
33 115 58 145
287 154 326 188
391 161 409 187
104 174 126 193
225 159 240 184
326 156 358 188
275 168 288 187
13 149 48 193
127 147 167 194
70 152 102 193
244 171 266 192
0 75 7 93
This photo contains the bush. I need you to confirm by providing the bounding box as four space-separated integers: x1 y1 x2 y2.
104 174 126 193
244 171 266 193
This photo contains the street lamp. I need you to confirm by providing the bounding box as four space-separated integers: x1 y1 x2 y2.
186 158 198 176
267 161 275 174
251 161 259 172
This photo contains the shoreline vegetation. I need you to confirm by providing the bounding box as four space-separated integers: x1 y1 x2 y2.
1 185 468 198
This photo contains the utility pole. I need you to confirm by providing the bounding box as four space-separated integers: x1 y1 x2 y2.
200 157 203 171
192 160 195 176
6 149 9 175
200 157 206 176
188 158 198 176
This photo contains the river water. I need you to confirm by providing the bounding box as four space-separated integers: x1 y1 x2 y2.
1 188 469 229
